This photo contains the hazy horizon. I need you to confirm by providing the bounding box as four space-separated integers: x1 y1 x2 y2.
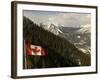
23 10 91 28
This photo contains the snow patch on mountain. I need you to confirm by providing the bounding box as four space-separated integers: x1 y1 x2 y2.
40 23 63 35
77 24 91 33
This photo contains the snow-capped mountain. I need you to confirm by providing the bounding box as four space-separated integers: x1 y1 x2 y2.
40 23 63 35
77 24 91 34
60 25 90 54
40 23 91 54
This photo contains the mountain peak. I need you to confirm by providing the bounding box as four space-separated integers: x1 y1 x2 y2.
77 24 90 33
40 23 63 35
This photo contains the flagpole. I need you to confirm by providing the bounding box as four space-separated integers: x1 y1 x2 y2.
24 40 27 69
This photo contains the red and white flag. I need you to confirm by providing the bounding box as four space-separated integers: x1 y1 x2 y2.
25 42 46 56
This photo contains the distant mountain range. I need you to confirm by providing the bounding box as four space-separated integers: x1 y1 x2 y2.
40 23 91 54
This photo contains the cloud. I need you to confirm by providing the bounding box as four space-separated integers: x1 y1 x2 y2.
23 10 91 27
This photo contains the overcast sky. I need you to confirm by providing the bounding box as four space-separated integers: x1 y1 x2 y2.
23 10 91 27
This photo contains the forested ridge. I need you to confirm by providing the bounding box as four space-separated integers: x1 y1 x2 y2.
23 16 90 69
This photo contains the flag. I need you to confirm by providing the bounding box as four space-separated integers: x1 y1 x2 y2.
25 41 46 56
